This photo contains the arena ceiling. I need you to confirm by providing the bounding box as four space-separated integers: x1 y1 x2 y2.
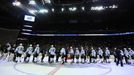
0 0 134 33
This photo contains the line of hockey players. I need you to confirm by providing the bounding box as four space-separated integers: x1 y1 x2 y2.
0 43 134 65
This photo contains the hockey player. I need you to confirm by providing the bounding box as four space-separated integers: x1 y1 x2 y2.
80 47 86 64
6 43 11 53
3 43 11 61
8 44 16 61
104 47 110 63
75 47 80 63
56 46 60 63
41 49 46 63
91 47 96 63
0 44 5 60
64 46 69 63
7 43 12 61
98 47 103 63
113 48 117 62
115 49 124 67
123 48 129 64
12 44 17 62
86 47 91 63
0 44 3 60
60 47 66 64
48 45 56 63
33 44 40 63
15 43 24 63
68 46 74 63
128 48 134 59
24 44 33 63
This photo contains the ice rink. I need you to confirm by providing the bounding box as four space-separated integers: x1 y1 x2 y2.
0 57 134 75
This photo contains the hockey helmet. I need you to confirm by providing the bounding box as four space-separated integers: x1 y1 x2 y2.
30 44 32 47
36 44 39 47
19 43 23 46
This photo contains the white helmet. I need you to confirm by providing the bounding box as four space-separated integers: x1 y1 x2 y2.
76 47 78 50
19 43 22 46
98 47 101 49
91 47 93 50
36 44 39 47
124 48 127 50
51 45 54 47
62 48 65 50
81 47 84 49
30 44 32 47
106 47 108 50
128 48 131 50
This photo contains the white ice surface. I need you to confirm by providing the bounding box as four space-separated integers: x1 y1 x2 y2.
0 56 134 75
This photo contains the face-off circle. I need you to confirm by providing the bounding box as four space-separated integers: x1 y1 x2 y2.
13 63 112 75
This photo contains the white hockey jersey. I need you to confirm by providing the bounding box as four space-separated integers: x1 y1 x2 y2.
129 50 134 56
26 47 33 54
80 49 85 55
124 49 129 57
34 46 40 54
60 48 66 55
69 49 74 55
75 49 80 55
49 47 56 55
120 50 124 56
105 49 110 56
98 49 103 56
91 49 96 57
15 45 24 54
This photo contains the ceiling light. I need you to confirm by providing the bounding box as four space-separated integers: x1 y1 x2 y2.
69 7 77 11
29 0 36 5
12 1 21 6
39 9 49 13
